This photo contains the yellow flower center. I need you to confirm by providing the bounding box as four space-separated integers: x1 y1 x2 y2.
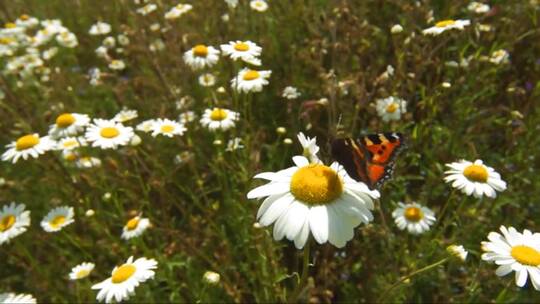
5 22 16 29
386 103 398 113
463 164 488 183
15 134 40 151
100 127 120 139
0 37 13 44
76 269 90 279
290 164 343 205
20 14 30 21
243 70 260 81
56 113 76 128
62 140 79 148
0 215 16 232
234 42 250 52
50 215 66 229
404 207 424 222
64 152 78 162
126 217 140 230
193 44 208 57
111 264 136 284
435 20 456 28
511 245 540 266
160 125 174 133
210 108 228 121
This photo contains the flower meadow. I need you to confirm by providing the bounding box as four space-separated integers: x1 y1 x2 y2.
1 0 539 303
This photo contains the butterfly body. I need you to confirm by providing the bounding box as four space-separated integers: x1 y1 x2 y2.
331 132 404 189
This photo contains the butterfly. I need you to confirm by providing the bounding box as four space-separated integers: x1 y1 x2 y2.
331 132 405 190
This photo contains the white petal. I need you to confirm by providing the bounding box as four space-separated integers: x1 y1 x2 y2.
247 182 289 199
259 194 294 226
284 202 309 240
495 264 513 277
292 156 309 167
515 268 528 287
308 205 329 244
294 217 310 249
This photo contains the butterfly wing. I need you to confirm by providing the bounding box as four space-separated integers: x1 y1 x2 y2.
361 132 405 188
331 138 372 188
331 133 404 189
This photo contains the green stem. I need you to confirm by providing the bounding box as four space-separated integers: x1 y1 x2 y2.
287 241 311 304
378 257 449 302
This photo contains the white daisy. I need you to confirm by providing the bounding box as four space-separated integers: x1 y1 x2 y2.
183 44 220 70
247 152 380 249
468 2 490 14
136 3 157 15
56 31 78 48
0 293 36 304
481 226 540 290
15 14 39 28
220 40 262 64
150 119 186 137
230 68 271 93
198 73 216 87
2 133 55 163
447 244 469 262
85 119 134 150
250 0 269 12
113 108 138 123
121 215 151 240
297 132 320 163
136 119 157 133
422 19 471 35
109 59 126 71
56 136 87 151
76 156 102 168
489 49 510 65
48 113 91 138
40 206 75 232
91 256 158 303
444 159 507 198
178 111 196 124
226 137 244 151
200 108 239 131
375 96 407 122
282 86 301 100
69 262 95 280
203 271 220 284
392 202 436 235
89 21 111 35
0 202 30 245
164 4 193 20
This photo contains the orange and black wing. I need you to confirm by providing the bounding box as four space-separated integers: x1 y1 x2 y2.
360 132 405 189
331 133 404 189
331 138 371 187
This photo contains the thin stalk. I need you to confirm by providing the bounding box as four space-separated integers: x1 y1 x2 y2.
378 257 449 302
287 241 311 304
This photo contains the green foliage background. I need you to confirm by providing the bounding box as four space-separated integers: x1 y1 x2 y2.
0 0 539 302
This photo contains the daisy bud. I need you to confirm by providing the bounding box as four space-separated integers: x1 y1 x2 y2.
103 192 112 201
130 134 142 146
213 139 223 146
253 222 262 229
391 24 403 34
447 244 468 262
283 138 293 145
217 86 226 93
276 127 286 134
442 82 452 88
85 209 95 217
203 271 220 285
